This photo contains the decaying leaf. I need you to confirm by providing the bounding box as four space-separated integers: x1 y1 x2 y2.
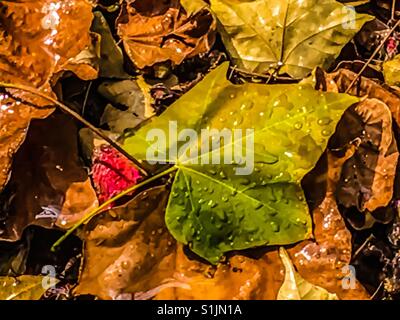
77 182 287 300
316 69 399 213
75 187 175 300
91 11 129 79
0 275 58 300
278 247 338 300
288 150 370 299
0 114 97 241
210 0 373 78
56 179 98 229
123 62 359 263
0 0 95 191
154 246 285 300
0 234 31 276
116 0 216 69
98 78 155 135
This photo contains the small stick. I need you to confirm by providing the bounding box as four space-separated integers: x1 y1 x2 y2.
0 82 150 177
392 0 397 22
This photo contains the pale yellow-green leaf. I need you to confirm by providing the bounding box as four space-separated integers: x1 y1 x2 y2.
383 54 400 86
0 275 58 300
181 0 208 15
210 0 373 78
278 248 339 300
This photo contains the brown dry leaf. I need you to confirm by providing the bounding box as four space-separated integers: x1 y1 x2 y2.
0 113 97 241
321 68 400 130
154 247 284 300
56 179 98 229
75 186 175 300
288 150 370 300
116 0 216 69
316 69 399 213
76 186 285 300
0 0 95 191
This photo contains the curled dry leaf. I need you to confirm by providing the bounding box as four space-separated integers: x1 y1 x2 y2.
287 150 370 299
0 114 98 241
0 0 95 191
316 69 399 213
116 0 216 69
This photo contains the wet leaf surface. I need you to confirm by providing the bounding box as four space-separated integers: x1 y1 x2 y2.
124 62 358 263
154 246 285 300
0 275 57 300
315 69 400 225
116 0 216 68
0 113 97 240
277 247 338 300
289 150 370 299
0 0 95 191
75 187 174 300
210 0 373 78
1 0 399 302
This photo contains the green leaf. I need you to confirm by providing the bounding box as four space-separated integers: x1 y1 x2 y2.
383 54 400 86
123 62 359 264
278 248 339 300
209 0 373 78
0 275 57 300
91 11 129 79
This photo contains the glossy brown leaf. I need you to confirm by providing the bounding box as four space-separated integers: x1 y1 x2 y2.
154 247 285 300
0 0 95 191
116 0 216 69
75 187 175 300
288 150 370 299
0 114 97 241
316 69 399 213
76 186 286 300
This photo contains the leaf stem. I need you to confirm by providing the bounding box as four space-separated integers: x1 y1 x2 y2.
51 165 178 251
0 82 150 176
345 19 400 94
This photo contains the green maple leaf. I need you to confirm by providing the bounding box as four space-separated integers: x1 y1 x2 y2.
123 62 358 264
277 248 338 300
0 275 58 300
210 0 373 78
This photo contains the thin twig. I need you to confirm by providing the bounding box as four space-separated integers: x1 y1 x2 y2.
231 66 298 82
353 234 375 260
392 0 397 22
370 281 384 300
0 82 150 177
81 81 92 117
51 166 178 251
345 19 400 94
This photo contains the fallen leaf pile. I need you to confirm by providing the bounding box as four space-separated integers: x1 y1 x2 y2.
1 0 400 301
